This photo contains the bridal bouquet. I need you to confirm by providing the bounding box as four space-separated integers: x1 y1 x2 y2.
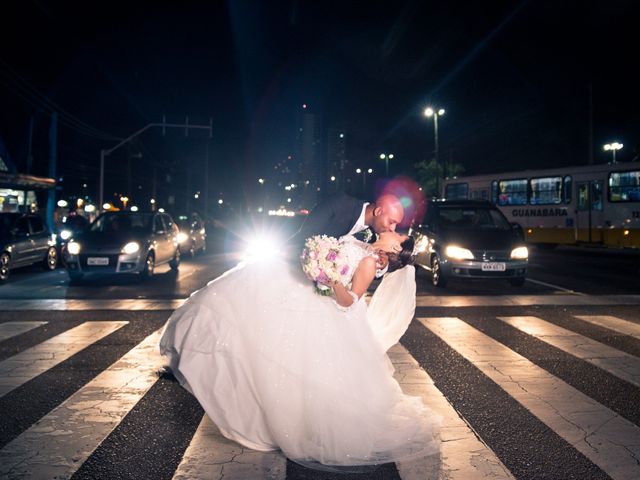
301 235 351 295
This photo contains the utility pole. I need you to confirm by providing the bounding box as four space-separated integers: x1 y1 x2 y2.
47 113 57 230
99 117 213 209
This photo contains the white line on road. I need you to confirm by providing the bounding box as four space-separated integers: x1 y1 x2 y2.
498 316 640 388
0 328 165 479
575 315 640 341
0 321 128 397
525 277 586 294
389 343 514 480
0 321 47 342
418 317 640 480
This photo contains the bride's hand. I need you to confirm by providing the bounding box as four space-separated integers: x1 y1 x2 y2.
372 232 402 254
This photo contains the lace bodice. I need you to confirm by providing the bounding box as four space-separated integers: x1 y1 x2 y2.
338 235 377 284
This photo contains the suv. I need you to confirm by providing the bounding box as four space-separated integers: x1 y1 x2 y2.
0 212 58 283
412 200 528 287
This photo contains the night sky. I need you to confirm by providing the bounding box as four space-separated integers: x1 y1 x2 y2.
1 0 638 210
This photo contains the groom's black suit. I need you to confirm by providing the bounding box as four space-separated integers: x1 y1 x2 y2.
291 192 367 245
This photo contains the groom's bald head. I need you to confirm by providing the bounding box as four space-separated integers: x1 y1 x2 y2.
367 194 404 233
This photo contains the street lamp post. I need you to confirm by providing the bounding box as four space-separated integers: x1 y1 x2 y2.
424 107 445 196
379 153 394 177
603 142 623 163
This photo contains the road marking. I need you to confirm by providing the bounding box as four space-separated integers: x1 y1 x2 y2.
172 415 287 480
576 315 640 341
0 328 164 479
418 317 640 480
0 321 128 397
0 299 186 310
389 343 514 480
415 294 640 307
0 321 47 342
524 277 585 294
498 316 640 388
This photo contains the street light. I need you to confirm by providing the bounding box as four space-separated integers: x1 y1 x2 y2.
424 106 446 196
379 153 394 176
603 142 623 163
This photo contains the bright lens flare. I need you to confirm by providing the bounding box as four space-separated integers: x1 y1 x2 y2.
243 235 281 262
60 230 72 240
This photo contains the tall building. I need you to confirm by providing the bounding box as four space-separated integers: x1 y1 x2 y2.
296 105 324 209
326 127 350 194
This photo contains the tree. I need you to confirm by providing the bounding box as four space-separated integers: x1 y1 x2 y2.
414 158 464 198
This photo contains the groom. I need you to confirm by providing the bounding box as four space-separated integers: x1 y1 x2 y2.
291 192 404 267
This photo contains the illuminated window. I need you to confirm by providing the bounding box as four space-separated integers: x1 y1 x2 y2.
609 170 640 202
530 177 562 205
497 179 528 206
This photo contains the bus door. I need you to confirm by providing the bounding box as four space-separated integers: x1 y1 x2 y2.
575 180 604 243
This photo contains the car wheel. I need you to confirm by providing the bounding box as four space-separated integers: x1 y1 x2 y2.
142 253 155 279
169 249 181 270
0 252 10 282
510 277 526 287
431 255 447 288
43 246 58 270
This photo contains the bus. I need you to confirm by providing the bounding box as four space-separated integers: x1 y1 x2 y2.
441 163 640 248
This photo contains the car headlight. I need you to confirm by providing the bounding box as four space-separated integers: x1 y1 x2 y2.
177 232 189 244
122 242 140 255
60 230 72 240
511 246 528 259
445 245 474 260
67 242 81 255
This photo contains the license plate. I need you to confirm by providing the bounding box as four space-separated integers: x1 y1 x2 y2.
87 257 109 266
481 262 506 271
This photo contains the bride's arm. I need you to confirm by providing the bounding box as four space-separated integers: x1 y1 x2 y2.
332 256 376 307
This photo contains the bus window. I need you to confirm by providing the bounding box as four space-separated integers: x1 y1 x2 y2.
445 183 468 200
563 176 572 204
481 190 488 201
497 179 528 206
577 183 589 211
609 170 640 202
530 177 562 205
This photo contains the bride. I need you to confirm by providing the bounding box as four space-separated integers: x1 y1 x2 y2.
159 231 440 468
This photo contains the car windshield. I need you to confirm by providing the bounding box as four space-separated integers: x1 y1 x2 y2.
90 213 153 233
437 207 511 230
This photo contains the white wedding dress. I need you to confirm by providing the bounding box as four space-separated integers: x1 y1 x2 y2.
159 236 440 468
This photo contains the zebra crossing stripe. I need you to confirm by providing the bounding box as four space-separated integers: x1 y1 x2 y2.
0 321 47 342
0 321 128 397
388 343 515 480
575 315 640 341
418 317 640 480
0 328 164 479
172 415 287 480
498 316 640 388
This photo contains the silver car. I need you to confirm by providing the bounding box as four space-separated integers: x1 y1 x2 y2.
64 211 180 281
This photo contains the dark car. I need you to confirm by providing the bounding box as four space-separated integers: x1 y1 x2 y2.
175 212 207 257
0 212 58 283
412 200 528 287
63 211 180 281
55 212 90 255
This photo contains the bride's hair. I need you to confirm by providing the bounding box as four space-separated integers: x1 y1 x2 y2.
387 236 415 273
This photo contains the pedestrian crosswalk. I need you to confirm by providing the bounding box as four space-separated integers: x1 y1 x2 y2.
0 309 639 479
